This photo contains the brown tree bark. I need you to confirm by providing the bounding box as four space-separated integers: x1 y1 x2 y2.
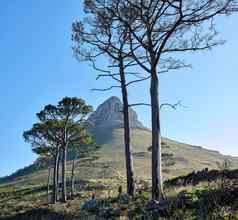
56 149 61 200
47 167 52 203
119 58 135 196
62 146 67 202
70 156 76 199
150 65 163 201
52 147 60 203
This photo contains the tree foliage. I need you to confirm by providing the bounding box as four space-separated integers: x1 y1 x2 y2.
23 97 94 203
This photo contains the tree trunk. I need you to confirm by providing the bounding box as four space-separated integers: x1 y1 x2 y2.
53 147 60 203
71 156 76 200
47 167 52 203
62 146 67 202
56 149 61 200
119 59 135 196
150 65 163 201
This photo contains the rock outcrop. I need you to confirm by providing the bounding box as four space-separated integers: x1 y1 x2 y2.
88 96 145 129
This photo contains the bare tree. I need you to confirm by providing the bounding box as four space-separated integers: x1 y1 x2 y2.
72 3 150 196
87 0 237 201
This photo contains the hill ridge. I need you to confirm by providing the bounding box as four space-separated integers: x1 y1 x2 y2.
1 97 238 185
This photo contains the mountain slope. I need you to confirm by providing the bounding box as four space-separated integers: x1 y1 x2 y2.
86 96 238 180
90 127 238 180
1 96 238 187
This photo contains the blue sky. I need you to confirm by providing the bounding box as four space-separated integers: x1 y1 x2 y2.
0 1 237 177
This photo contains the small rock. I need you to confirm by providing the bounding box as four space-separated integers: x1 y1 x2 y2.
146 200 160 211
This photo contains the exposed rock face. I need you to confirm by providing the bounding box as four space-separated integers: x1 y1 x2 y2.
88 96 145 129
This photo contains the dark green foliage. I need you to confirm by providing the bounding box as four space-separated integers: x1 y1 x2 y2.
23 97 94 203
23 120 62 160
165 169 238 188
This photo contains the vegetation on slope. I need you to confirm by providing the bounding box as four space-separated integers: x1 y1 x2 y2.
1 168 238 219
1 128 238 188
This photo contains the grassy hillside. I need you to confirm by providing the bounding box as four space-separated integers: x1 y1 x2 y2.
1 128 238 218
93 128 238 180
2 128 238 188
1 168 238 219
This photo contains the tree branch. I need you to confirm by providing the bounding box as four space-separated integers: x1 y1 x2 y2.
91 86 121 92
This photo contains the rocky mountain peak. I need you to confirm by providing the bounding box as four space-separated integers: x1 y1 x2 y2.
88 96 145 129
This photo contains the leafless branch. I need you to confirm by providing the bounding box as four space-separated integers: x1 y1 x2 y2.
91 86 121 92
160 101 187 110
126 75 151 87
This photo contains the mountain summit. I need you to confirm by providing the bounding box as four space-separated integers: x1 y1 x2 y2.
88 96 145 129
